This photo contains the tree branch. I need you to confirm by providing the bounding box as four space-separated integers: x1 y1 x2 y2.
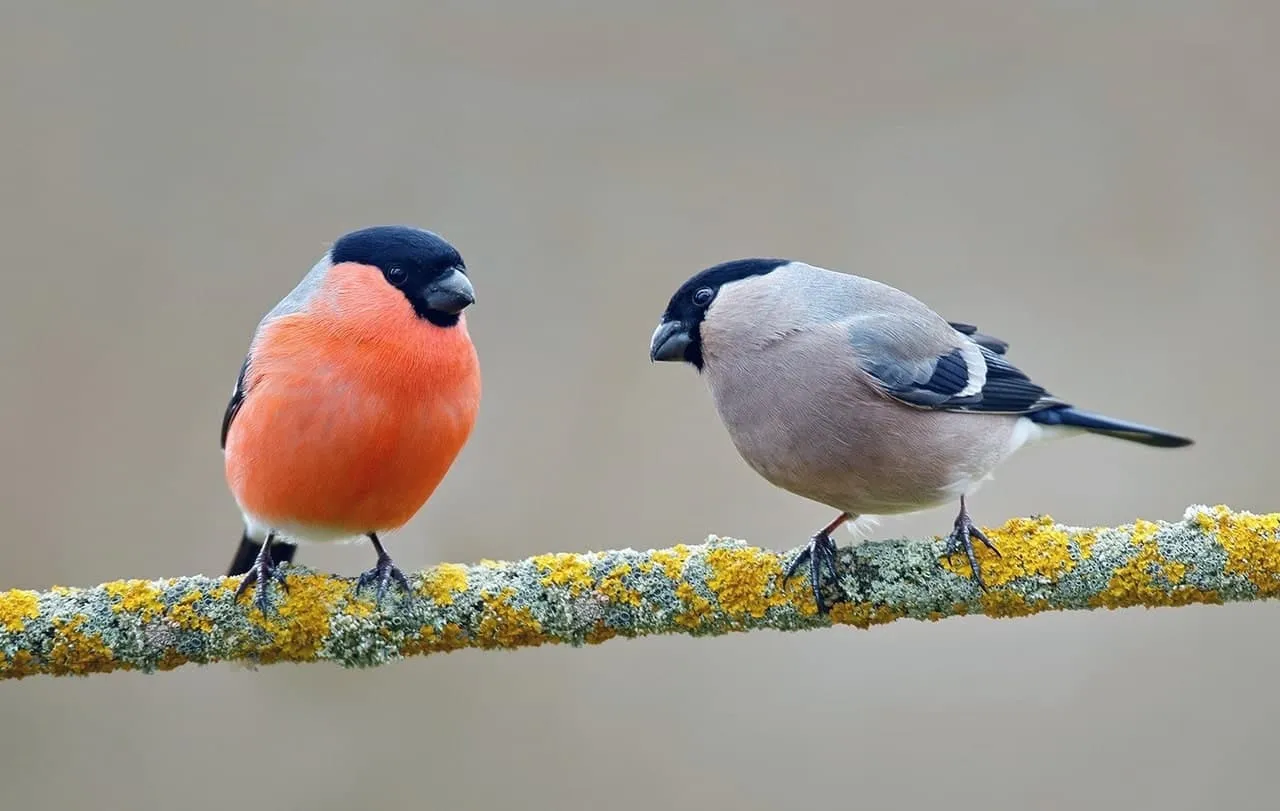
1 504 1275 680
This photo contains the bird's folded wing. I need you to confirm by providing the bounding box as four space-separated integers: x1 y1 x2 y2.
221 356 251 450
843 313 1067 415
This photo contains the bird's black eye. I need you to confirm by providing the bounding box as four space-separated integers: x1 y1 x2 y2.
692 287 714 307
385 267 408 287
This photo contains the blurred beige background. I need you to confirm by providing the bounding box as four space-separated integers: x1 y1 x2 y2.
2 2 1277 809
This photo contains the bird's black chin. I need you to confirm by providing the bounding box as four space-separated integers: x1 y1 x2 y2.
418 308 462 328
650 320 694 363
409 266 474 326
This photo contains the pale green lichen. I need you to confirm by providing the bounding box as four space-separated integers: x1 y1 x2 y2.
0 504 1276 680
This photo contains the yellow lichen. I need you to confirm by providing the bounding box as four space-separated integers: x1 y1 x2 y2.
979 589 1048 619
597 564 642 607
475 588 548 649
938 515 1079 587
245 573 359 664
103 579 166 622
46 617 116 676
772 564 822 616
584 622 619 644
1192 505 1226 534
422 563 469 605
1076 530 1097 559
156 650 190 671
1090 520 1215 609
435 623 469 651
1202 506 1280 597
674 582 713 629
0 650 38 678
167 590 214 633
208 582 236 601
0 589 40 632
651 545 693 580
532 553 594 596
704 547 792 618
829 602 903 630
403 622 470 656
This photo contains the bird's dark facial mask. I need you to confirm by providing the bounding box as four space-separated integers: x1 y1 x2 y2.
415 267 475 321
649 319 695 364
331 225 474 327
650 257 791 370
384 264 475 327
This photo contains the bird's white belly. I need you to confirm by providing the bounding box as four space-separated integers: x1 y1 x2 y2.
240 514 375 545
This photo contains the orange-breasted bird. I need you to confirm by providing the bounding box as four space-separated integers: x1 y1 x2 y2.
221 225 481 608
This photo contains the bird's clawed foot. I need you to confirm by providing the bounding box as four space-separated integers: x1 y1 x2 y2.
784 529 842 614
356 557 411 603
941 496 1000 590
355 533 412 605
235 539 289 612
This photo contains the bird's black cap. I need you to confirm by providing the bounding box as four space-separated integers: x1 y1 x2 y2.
653 258 790 369
331 225 464 276
331 225 473 326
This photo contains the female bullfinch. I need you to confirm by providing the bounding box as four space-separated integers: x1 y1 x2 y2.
649 258 1193 612
222 225 481 608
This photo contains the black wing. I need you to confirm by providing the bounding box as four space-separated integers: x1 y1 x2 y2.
220 356 251 450
863 343 1067 416
944 347 1068 414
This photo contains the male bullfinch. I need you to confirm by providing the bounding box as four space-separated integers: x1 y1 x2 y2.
649 258 1193 612
222 225 481 608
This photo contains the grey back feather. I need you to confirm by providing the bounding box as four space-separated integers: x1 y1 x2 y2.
260 254 333 329
702 261 1066 418
221 253 333 450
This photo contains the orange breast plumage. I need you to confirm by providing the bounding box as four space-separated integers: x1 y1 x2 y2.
223 291 481 541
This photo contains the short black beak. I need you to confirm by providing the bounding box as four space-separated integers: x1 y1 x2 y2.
649 320 691 362
424 268 475 314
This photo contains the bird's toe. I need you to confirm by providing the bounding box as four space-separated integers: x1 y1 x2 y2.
356 557 413 606
784 531 841 613
941 509 998 590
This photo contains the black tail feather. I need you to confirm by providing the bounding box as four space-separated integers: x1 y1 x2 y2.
1028 406 1193 448
227 531 297 577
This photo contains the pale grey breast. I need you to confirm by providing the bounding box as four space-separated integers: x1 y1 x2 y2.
699 266 1020 516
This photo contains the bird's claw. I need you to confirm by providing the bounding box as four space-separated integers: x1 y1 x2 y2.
941 506 1000 590
784 531 840 613
235 550 289 613
356 554 412 605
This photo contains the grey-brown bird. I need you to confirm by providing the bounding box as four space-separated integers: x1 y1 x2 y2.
649 258 1193 612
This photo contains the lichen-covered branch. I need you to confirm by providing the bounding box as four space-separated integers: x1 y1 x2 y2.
1 504 1277 680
